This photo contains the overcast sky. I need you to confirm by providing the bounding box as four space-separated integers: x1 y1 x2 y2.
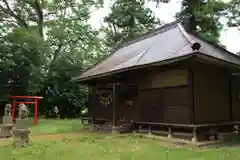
88 0 240 53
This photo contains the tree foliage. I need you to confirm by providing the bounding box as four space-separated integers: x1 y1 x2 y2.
227 0 240 28
151 0 229 44
178 0 228 44
0 0 103 118
102 0 161 48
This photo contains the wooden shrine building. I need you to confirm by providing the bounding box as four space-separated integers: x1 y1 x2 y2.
74 20 240 142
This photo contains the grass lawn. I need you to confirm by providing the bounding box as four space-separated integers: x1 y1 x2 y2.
29 119 83 135
1 119 240 160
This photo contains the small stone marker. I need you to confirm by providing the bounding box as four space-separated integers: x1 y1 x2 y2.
12 103 30 148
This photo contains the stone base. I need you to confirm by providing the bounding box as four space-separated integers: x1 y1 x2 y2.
168 134 173 139
89 124 99 131
191 136 199 143
2 116 13 124
15 118 29 129
0 124 14 138
12 128 30 148
111 126 120 133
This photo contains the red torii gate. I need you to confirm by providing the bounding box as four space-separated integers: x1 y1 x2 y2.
9 96 43 125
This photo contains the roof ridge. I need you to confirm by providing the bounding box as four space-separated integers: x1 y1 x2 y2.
186 30 240 59
176 21 239 60
177 23 194 44
118 19 182 48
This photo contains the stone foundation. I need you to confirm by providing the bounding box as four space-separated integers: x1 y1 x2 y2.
12 128 30 148
12 118 30 147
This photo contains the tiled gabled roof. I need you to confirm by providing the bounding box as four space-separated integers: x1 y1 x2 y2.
75 20 240 82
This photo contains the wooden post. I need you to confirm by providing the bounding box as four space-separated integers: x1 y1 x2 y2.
112 82 116 128
89 86 97 131
89 87 93 124
191 127 199 143
34 99 38 125
112 82 118 133
12 100 16 121
148 126 152 136
91 86 96 125
229 76 233 121
234 124 239 133
168 127 172 138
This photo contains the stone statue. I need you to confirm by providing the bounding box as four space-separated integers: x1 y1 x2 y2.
4 104 12 116
0 104 14 138
18 103 28 119
12 103 30 148
54 106 59 114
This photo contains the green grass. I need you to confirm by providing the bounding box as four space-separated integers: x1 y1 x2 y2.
1 119 240 160
29 119 82 135
2 135 240 160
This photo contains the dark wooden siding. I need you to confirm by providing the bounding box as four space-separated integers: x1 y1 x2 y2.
163 86 190 124
194 67 230 124
137 86 190 124
116 86 138 121
136 67 190 124
231 77 240 121
89 67 192 124
138 68 188 89
138 89 164 122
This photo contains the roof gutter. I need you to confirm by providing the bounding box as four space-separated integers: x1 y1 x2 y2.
232 73 240 76
195 52 240 70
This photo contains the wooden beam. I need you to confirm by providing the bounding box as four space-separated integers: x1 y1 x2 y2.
91 86 96 125
15 101 35 104
134 121 240 128
229 76 233 121
188 68 195 124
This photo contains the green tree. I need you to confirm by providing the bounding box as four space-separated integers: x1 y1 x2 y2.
151 0 229 44
0 0 104 118
227 0 240 28
178 0 228 44
102 0 161 48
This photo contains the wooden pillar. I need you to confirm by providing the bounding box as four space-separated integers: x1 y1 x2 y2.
168 127 173 138
34 99 38 125
148 126 152 135
229 76 233 121
91 86 96 125
88 85 98 131
191 127 199 143
112 82 116 127
188 69 195 124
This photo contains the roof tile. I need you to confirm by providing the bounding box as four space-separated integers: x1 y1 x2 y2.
75 21 240 81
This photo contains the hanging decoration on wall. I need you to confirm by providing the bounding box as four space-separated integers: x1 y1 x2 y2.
125 100 133 107
100 93 113 106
